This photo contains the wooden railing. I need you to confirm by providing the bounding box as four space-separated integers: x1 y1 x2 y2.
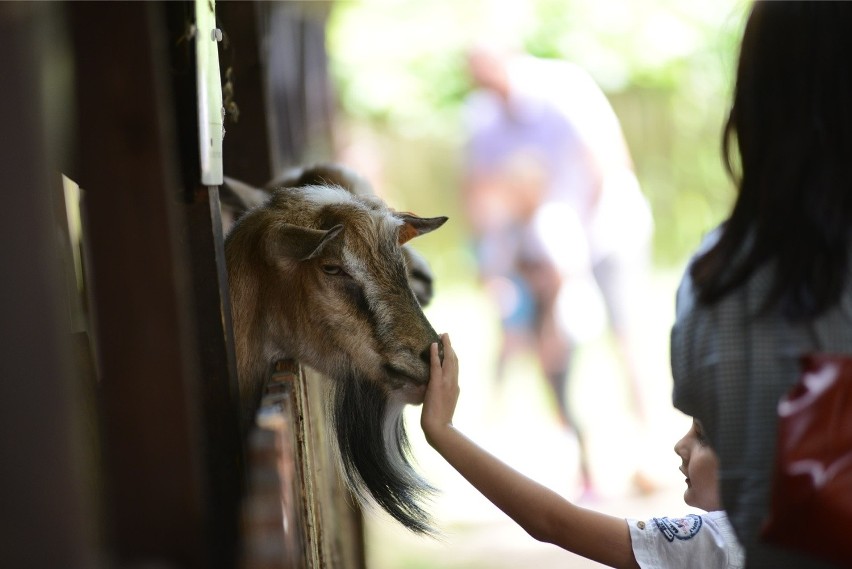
241 362 365 569
2 2 361 568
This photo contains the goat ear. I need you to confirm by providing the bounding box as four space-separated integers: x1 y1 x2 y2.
270 224 344 262
221 176 269 213
397 214 448 245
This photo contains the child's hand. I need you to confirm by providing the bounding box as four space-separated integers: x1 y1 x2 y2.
421 332 460 445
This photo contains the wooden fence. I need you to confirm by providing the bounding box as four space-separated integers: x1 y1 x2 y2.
1 2 364 568
242 363 365 569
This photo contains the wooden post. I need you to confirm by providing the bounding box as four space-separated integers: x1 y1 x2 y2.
216 1 274 186
241 362 366 569
164 2 246 565
69 2 211 567
0 4 96 567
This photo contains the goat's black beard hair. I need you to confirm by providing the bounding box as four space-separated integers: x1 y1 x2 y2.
330 372 436 535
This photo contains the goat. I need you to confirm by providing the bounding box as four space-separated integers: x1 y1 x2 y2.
223 164 447 534
221 163 437 307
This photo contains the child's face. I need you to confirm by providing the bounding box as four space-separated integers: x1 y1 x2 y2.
674 419 721 511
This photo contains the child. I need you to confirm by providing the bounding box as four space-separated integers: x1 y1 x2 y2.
421 333 744 569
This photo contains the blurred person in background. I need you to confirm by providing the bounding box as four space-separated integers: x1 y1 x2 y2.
461 42 656 498
672 2 852 567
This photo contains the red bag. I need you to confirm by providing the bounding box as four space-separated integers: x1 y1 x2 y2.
761 354 852 567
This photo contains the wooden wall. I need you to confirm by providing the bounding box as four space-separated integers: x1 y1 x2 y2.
0 2 363 568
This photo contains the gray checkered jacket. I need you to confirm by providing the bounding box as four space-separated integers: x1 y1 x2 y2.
671 229 852 568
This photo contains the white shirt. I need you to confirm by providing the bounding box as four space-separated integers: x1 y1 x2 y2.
627 511 744 569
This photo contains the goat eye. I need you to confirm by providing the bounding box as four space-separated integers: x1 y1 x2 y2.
321 264 344 276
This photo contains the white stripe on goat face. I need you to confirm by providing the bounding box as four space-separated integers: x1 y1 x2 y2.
300 183 358 207
344 213 408 335
342 211 405 300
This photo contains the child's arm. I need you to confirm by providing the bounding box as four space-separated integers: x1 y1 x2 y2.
422 334 640 569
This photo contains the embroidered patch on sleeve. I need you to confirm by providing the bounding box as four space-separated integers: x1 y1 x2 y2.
652 514 703 542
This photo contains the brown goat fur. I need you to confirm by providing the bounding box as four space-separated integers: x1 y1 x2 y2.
223 165 447 533
222 163 438 306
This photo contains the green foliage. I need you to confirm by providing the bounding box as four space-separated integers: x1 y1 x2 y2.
326 0 751 267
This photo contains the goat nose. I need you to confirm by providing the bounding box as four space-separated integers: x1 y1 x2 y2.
420 338 444 364
420 345 431 365
420 337 444 365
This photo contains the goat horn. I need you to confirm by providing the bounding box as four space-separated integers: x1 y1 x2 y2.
397 214 448 245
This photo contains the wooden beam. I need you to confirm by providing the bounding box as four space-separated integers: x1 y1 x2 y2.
69 2 209 566
0 4 95 567
217 1 274 186
162 3 246 565
184 185 244 569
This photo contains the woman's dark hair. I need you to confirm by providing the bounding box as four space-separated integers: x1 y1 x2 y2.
690 1 852 320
